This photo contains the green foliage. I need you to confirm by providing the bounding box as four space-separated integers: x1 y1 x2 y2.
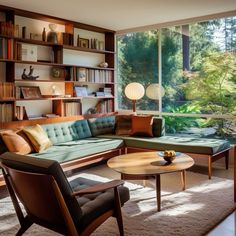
183 51 236 135
164 103 202 133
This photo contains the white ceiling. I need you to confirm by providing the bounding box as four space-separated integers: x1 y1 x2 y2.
1 0 236 32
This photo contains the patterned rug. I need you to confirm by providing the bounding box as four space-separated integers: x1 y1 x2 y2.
0 171 235 236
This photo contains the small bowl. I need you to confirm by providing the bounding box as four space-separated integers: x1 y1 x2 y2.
163 155 176 163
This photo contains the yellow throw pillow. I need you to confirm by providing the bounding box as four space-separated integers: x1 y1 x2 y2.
23 124 52 153
1 130 32 155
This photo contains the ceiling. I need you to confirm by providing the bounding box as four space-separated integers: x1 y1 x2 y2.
1 0 236 32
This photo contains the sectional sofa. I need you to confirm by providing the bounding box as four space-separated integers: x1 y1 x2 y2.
0 115 231 182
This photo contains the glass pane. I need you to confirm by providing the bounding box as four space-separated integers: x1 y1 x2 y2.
117 31 159 111
162 17 236 116
164 115 236 142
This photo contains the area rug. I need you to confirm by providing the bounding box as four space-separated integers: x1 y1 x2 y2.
0 171 235 236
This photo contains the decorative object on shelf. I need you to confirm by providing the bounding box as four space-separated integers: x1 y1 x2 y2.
62 32 73 45
21 66 39 80
124 82 145 113
146 83 165 100
14 24 19 37
98 62 108 68
51 85 61 97
30 33 41 40
99 41 105 50
22 26 26 38
51 67 64 78
47 23 58 44
77 34 80 46
79 38 89 48
74 86 88 97
20 86 42 99
42 27 46 41
20 44 38 61
77 68 87 82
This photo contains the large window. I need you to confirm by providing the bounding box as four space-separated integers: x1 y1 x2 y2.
117 31 158 111
117 15 236 141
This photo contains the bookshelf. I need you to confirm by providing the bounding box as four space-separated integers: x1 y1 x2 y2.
0 5 115 124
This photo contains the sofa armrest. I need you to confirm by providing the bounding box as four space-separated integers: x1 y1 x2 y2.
72 179 124 196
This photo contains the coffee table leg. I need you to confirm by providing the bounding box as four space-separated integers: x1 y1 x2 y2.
181 170 186 191
156 175 161 212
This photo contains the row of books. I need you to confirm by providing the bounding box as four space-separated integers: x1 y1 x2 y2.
0 21 15 37
0 82 15 99
0 38 15 60
15 106 27 120
97 99 113 113
0 103 13 122
63 102 81 116
75 68 113 83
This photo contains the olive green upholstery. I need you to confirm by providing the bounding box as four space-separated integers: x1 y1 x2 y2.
152 117 165 137
97 134 230 155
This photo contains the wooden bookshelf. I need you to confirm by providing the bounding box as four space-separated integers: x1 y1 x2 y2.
0 5 116 123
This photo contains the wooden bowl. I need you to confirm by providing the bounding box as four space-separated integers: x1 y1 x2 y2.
163 155 176 163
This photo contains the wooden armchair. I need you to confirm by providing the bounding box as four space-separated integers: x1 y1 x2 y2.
0 152 130 236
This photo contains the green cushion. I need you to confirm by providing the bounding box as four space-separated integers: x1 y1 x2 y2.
41 120 92 145
30 138 124 163
88 116 115 136
97 134 230 155
152 117 165 137
0 152 82 224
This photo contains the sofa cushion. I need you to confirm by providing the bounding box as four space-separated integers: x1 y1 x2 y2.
41 120 92 145
29 138 124 163
97 134 230 155
0 152 82 224
131 115 153 137
115 115 132 136
23 125 52 153
1 130 32 155
88 116 115 136
69 177 130 232
152 117 165 137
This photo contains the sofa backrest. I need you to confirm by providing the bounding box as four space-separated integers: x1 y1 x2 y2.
41 120 92 145
88 116 116 136
0 152 82 224
153 117 165 137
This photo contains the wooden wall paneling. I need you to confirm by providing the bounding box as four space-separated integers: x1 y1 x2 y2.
53 99 63 116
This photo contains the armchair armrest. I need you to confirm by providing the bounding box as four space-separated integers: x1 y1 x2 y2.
72 179 124 197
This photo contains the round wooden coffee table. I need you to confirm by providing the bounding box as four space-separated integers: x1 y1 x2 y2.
107 152 194 211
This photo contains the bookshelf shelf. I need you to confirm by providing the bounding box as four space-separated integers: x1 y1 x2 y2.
0 5 115 123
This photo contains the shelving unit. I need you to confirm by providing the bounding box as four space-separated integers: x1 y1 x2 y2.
0 5 116 124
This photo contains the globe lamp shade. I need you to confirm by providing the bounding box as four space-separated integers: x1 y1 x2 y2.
124 82 145 112
146 83 165 100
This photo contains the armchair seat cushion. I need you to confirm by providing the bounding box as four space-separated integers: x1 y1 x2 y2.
69 177 130 232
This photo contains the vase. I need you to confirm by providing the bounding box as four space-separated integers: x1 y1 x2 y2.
47 24 58 44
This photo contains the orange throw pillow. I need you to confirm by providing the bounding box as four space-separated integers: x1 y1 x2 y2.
1 130 33 155
131 115 154 137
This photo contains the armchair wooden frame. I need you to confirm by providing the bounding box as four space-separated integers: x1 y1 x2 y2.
2 164 125 236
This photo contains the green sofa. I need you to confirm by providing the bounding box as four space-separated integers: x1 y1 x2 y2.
0 116 231 179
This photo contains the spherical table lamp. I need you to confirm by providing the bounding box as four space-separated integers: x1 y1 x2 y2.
146 83 165 100
124 82 145 112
